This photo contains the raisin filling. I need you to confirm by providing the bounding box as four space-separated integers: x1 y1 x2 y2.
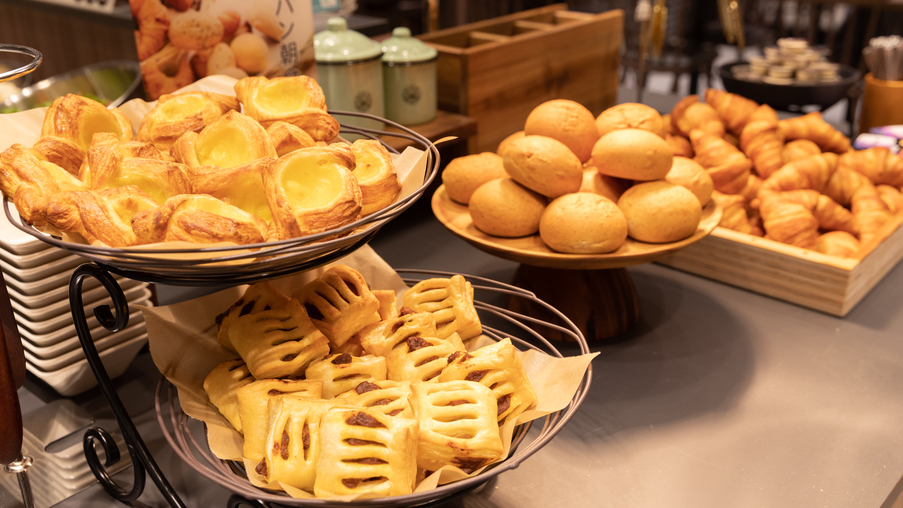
345 412 386 429
355 381 381 394
332 353 353 365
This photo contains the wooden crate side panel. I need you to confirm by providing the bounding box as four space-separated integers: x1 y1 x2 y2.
434 50 467 113
845 216 903 314
418 4 568 42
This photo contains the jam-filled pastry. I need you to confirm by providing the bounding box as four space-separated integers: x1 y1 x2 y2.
189 156 275 223
258 396 337 491
266 121 317 157
0 144 88 226
304 353 387 399
294 265 381 348
136 91 240 150
336 379 414 419
42 186 158 247
387 333 465 383
350 139 401 216
78 136 174 185
172 110 277 170
402 275 482 341
409 380 503 473
202 359 254 433
32 94 134 175
234 76 341 141
236 379 323 461
439 338 537 425
263 145 362 240
372 290 398 320
215 281 292 352
84 142 191 205
358 311 437 357
229 299 331 380
131 194 269 245
313 407 418 498
332 336 365 357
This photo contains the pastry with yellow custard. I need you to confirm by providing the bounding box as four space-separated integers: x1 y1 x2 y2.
266 121 317 157
86 142 191 205
234 75 340 141
0 143 88 227
131 193 269 245
350 139 400 216
137 91 240 150
42 185 158 247
172 110 276 170
189 157 276 224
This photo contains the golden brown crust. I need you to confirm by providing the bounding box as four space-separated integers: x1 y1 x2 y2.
140 44 196 101
595 103 666 139
524 99 599 162
215 281 292 351
131 193 269 245
740 119 785 179
266 121 317 157
386 333 465 383
172 110 276 169
704 88 760 135
757 190 820 248
350 139 401 216
43 186 158 247
689 130 752 194
837 147 903 187
294 265 381 348
814 231 860 258
782 139 822 164
202 359 254 433
87 143 191 204
671 96 725 138
0 144 88 226
305 354 387 399
236 379 323 461
137 92 240 150
189 157 275 223
132 0 171 61
234 76 340 140
760 153 838 194
402 275 482 341
778 112 851 154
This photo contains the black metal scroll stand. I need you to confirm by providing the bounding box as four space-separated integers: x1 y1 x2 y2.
70 263 186 507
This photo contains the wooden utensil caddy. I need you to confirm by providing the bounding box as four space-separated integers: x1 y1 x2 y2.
418 4 623 153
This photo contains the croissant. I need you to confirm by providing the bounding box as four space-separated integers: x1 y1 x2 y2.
705 89 760 135
86 143 191 204
665 133 694 158
131 0 170 61
740 174 762 204
837 147 903 187
778 112 851 154
234 76 341 141
189 157 275 223
671 96 725 138
814 231 860 258
43 186 158 247
0 144 88 226
173 110 276 170
760 153 838 194
263 145 362 240
689 130 751 194
851 182 893 245
711 190 760 235
782 139 821 164
139 44 195 101
740 119 784 179
350 139 401 216
266 121 317 157
770 189 856 234
131 193 269 245
137 92 240 150
757 191 820 248
877 184 903 214
823 165 871 207
748 104 780 125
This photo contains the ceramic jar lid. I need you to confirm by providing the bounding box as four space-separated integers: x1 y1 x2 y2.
314 17 382 63
381 27 437 64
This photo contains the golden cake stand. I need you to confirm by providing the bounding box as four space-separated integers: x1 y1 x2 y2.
432 185 722 341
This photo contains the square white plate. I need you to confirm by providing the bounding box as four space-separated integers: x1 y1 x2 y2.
0 255 85 283
0 201 51 256
16 295 151 347
24 321 147 371
14 286 151 335
0 242 71 269
8 279 146 322
5 272 130 308
20 312 146 359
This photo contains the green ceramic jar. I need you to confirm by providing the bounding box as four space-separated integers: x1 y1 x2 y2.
381 27 437 126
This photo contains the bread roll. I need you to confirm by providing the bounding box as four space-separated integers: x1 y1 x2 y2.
231 33 269 75
497 131 525 158
469 178 547 237
591 129 673 181
442 152 508 204
169 11 224 51
539 193 628 254
579 167 631 202
617 181 702 243
595 103 666 139
503 135 582 198
524 100 598 162
664 157 713 205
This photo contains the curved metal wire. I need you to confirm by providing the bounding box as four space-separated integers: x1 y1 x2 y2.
0 44 42 83
155 269 593 507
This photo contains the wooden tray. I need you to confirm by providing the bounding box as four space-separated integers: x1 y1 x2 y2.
657 213 903 316
431 185 722 270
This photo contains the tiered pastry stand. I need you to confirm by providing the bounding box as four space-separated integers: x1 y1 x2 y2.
431 185 723 341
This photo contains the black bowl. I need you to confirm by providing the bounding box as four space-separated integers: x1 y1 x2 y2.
718 61 860 111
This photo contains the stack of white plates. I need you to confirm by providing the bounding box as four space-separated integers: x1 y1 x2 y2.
1 206 152 396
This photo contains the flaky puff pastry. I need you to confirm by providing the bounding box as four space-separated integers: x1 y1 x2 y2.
78 136 173 185
824 165 872 207
387 334 465 383
710 191 761 236
402 275 482 341
258 397 337 491
440 338 537 425
263 145 362 240
42 186 158 247
373 290 398 320
778 112 851 154
131 0 170 60
878 185 903 214
140 44 195 101
757 191 820 248
189 156 276 223
266 121 317 157
202 359 254 433
670 96 725 138
234 76 341 141
33 94 133 175
770 189 856 235
294 265 381 348
705 88 759 135
236 379 324 461
814 231 860 258
229 299 331 380
409 380 503 473
0 144 88 227
131 194 269 245
336 380 414 419
172 110 276 170
851 182 893 245
760 153 838 194
305 353 387 399
837 147 903 187
689 130 752 195
216 281 292 352
137 91 240 150
350 139 401 216
358 311 438 357
313 408 418 498
84 142 191 204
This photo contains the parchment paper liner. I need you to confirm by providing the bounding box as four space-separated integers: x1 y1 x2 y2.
141 246 596 501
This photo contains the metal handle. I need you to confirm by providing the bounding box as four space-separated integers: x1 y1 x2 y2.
0 44 42 84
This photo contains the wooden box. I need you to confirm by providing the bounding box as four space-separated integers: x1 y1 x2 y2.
658 213 903 316
418 4 622 153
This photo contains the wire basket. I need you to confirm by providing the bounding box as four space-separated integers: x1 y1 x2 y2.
154 269 593 507
5 113 440 286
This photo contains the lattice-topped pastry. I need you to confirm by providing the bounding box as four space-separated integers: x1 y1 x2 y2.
189 157 275 224
137 91 240 150
84 142 191 205
336 379 414 418
202 359 254 433
236 379 323 461
294 265 381 348
229 299 331 380
350 139 401 216
0 144 88 227
409 380 503 473
131 194 269 245
172 110 277 170
43 186 159 247
215 281 292 352
234 76 341 141
357 311 436 357
266 121 318 157
32 94 134 175
402 275 482 341
313 407 418 498
263 145 362 240
439 338 537 425
258 397 337 491
304 353 387 399
387 334 465 383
